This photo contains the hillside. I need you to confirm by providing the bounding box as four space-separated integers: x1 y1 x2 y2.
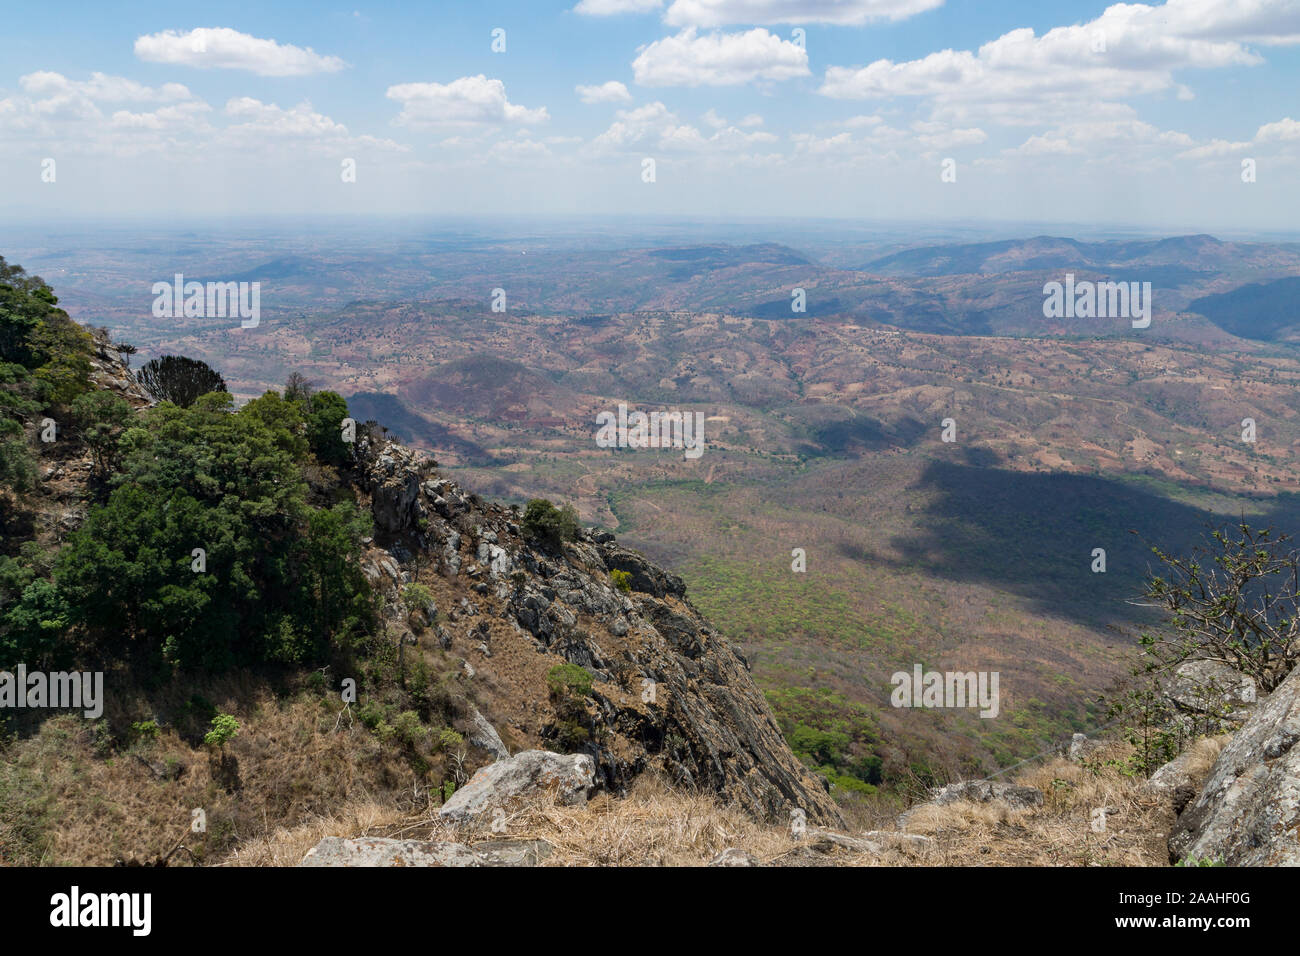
0 257 842 863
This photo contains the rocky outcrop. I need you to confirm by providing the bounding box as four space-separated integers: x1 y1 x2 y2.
299 836 552 867
348 433 845 827
1168 664 1300 865
439 750 595 824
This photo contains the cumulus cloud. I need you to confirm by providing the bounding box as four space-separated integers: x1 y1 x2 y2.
387 76 549 127
816 0 1291 122
632 27 809 86
576 81 632 103
591 100 776 151
1257 116 1300 141
663 0 943 27
110 100 212 130
134 27 347 76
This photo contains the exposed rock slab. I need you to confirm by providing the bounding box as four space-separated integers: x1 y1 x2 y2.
1169 664 1300 865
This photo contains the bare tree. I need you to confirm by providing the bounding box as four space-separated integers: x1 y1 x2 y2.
1141 523 1300 693
284 371 314 408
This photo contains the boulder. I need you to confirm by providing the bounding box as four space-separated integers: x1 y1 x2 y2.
1168 664 1300 865
465 706 509 760
439 750 595 824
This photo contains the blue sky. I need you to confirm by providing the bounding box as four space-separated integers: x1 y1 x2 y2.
2 0 1298 230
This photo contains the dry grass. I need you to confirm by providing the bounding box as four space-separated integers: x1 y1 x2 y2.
221 736 1231 867
2 673 1230 867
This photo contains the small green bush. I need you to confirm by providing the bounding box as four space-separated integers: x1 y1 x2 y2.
521 499 580 549
547 663 593 699
610 569 632 593
203 713 240 750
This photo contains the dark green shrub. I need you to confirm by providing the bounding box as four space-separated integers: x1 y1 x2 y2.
522 498 580 549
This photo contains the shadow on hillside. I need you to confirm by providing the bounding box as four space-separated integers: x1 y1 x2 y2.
347 392 504 466
880 459 1300 630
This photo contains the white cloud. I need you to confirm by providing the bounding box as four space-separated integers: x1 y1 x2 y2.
842 113 884 128
573 0 664 14
1257 116 1300 141
663 0 943 26
488 138 553 163
387 76 549 127
909 120 986 148
817 0 1289 123
110 100 212 130
576 81 632 103
134 27 347 76
1010 132 1080 155
1177 138 1252 159
21 71 192 103
632 27 809 86
791 131 855 154
591 100 775 151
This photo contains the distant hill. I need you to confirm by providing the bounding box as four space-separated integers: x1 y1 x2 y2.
862 234 1259 277
1188 276 1300 343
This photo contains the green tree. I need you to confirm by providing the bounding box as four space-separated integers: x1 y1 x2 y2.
0 579 71 669
72 390 132 478
306 390 350 466
522 498 580 550
55 390 372 670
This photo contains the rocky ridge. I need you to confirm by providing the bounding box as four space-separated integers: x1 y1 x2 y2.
349 427 844 827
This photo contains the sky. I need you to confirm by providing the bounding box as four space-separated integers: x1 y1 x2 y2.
2 0 1299 231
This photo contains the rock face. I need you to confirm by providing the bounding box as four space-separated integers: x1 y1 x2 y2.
299 836 551 867
439 750 595 824
1168 664 1300 865
350 433 845 827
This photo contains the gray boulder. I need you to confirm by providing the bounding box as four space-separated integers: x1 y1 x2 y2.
465 706 510 760
439 750 595 824
1168 663 1300 865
